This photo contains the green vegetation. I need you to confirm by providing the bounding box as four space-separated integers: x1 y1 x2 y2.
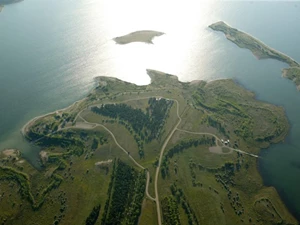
170 183 199 225
101 159 145 225
85 204 101 225
0 71 297 224
158 132 296 225
191 79 288 146
161 137 215 179
0 165 63 210
209 21 300 90
161 196 181 225
91 97 173 158
209 21 299 67
282 67 300 89
0 166 34 205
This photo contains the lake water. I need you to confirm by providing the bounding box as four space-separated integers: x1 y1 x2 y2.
1 0 300 220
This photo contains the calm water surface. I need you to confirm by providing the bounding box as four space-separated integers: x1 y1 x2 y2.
0 0 300 219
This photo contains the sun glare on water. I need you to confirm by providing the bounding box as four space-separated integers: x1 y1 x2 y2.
78 0 221 85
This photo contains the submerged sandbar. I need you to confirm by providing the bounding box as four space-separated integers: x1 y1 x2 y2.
113 30 164 45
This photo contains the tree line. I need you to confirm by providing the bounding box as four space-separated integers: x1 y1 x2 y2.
92 98 173 158
161 137 215 179
101 159 146 225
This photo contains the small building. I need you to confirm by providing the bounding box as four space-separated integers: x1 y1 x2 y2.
221 139 224 143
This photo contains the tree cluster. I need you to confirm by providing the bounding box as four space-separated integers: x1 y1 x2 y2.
92 98 173 158
161 196 181 225
85 204 101 225
101 159 145 225
161 137 215 179
170 183 199 225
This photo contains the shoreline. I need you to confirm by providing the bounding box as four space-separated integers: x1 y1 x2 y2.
227 31 299 66
209 21 299 67
20 71 289 143
19 73 230 139
21 97 86 137
282 67 300 91
3 70 297 223
210 21 300 91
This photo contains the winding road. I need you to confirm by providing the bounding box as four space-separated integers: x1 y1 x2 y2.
176 129 259 158
24 94 259 225
78 115 156 202
154 99 182 225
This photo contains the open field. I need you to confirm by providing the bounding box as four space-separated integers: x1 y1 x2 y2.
159 132 295 225
113 30 164 45
0 70 297 224
210 21 300 90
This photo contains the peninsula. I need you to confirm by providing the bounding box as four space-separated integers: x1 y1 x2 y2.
113 30 164 44
0 70 297 225
209 21 300 90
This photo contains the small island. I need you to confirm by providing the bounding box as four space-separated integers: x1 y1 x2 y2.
0 70 297 224
113 30 165 45
210 21 300 90
0 5 3 12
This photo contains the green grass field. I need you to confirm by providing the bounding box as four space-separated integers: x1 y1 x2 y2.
0 71 297 224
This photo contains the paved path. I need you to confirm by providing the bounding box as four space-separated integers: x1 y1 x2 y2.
78 115 156 201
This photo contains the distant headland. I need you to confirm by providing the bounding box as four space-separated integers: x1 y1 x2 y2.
209 21 300 90
113 30 165 45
